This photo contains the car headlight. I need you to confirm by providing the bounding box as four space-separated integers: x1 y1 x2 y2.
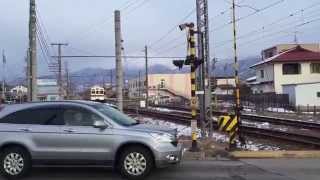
150 133 174 143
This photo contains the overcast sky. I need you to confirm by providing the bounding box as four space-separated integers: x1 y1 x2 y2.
1 0 320 78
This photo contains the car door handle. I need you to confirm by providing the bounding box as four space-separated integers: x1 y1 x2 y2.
63 129 75 133
19 128 31 132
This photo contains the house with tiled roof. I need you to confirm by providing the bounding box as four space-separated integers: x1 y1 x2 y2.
248 44 320 106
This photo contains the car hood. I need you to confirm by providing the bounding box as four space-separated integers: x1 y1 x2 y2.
128 123 177 135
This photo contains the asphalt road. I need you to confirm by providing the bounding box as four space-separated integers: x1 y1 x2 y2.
0 159 319 180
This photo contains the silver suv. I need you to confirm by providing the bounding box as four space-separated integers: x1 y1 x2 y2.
0 101 182 179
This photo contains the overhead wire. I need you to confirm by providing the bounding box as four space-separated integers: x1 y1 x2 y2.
214 4 320 48
148 8 196 49
122 0 152 17
211 0 285 32
216 16 320 56
36 26 55 75
74 0 146 43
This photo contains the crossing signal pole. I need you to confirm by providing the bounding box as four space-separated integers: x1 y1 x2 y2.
231 0 245 148
173 22 203 152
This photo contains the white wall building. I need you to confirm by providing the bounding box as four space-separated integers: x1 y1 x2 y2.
37 79 60 101
10 86 28 94
213 77 236 95
283 82 320 106
128 73 190 104
249 44 320 106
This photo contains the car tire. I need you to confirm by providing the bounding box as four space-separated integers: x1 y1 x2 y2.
118 146 154 180
0 147 31 179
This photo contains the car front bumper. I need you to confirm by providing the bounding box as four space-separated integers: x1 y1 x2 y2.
154 143 183 168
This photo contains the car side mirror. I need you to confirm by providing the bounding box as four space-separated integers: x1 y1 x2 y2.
93 120 108 129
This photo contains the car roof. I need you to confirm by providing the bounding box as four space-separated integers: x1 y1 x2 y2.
0 100 103 118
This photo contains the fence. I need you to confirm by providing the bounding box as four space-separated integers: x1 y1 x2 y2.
216 93 320 116
216 93 290 108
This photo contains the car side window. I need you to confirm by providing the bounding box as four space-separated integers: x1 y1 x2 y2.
0 110 31 124
0 108 63 125
62 107 103 127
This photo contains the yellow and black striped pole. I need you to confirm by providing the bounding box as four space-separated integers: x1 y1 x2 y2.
174 22 200 151
231 0 244 149
188 23 199 152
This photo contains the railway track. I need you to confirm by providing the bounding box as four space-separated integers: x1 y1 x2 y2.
150 105 320 130
126 108 320 147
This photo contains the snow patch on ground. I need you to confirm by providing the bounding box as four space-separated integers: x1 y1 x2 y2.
239 140 281 151
136 116 281 151
138 117 194 137
149 107 173 113
266 107 294 113
242 121 271 129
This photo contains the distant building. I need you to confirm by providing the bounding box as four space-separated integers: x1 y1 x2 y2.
283 82 320 107
10 86 27 94
248 44 320 106
213 76 236 95
128 73 190 104
37 79 60 101
261 43 320 60
9 86 28 103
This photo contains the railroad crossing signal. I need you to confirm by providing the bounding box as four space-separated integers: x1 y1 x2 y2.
173 22 204 152
218 115 239 149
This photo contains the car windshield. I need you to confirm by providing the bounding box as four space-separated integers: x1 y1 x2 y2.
91 104 138 126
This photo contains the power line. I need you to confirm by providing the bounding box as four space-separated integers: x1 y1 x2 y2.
148 8 196 48
120 0 138 11
123 0 152 17
36 25 55 76
237 23 320 52
74 0 145 42
36 21 52 61
214 5 320 48
209 7 232 22
153 41 186 56
51 55 185 59
35 6 53 52
151 33 187 54
211 0 285 32
217 16 320 54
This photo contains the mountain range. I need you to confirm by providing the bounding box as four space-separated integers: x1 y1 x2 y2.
9 56 260 88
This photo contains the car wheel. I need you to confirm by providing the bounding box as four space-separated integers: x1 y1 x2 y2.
118 146 154 180
0 147 31 179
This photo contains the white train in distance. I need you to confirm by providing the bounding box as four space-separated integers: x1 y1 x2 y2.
90 85 106 101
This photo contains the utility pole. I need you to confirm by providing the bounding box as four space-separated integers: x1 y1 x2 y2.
115 10 123 112
138 70 141 98
196 0 213 137
145 45 149 108
28 0 37 102
231 0 244 148
51 43 68 100
110 69 113 87
2 50 6 102
65 61 70 100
